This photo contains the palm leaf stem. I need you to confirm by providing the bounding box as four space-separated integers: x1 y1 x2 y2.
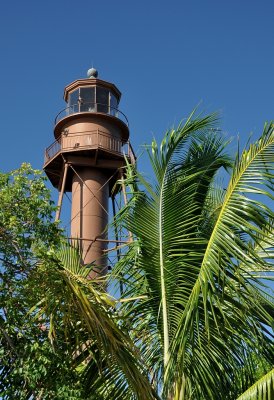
159 180 170 369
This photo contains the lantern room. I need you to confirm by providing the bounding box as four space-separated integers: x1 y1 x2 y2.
53 68 129 141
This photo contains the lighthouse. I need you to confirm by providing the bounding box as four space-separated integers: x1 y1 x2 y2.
43 68 134 278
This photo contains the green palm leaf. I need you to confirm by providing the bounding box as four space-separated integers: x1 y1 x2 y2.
166 122 274 397
237 368 274 400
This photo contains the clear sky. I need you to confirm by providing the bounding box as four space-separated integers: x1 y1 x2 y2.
0 0 273 203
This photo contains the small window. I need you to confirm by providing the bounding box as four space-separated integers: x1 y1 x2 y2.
68 89 79 113
96 87 109 113
79 87 95 112
110 92 118 116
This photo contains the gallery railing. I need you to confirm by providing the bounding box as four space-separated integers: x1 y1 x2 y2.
44 129 135 165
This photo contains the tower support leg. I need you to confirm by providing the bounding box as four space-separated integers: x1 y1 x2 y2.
120 172 133 242
55 163 69 222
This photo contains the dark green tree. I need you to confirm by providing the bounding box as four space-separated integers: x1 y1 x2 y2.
0 164 86 398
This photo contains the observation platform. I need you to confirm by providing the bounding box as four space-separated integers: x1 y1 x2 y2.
43 102 135 192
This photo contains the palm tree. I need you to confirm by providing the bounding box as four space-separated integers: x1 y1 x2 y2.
109 111 274 399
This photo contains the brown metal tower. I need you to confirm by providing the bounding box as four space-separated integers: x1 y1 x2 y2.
43 68 134 278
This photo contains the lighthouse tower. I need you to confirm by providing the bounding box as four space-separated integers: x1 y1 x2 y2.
43 68 134 278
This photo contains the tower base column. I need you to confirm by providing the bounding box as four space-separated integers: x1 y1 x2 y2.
71 167 109 278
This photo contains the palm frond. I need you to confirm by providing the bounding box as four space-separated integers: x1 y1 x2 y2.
111 111 236 396
166 122 274 397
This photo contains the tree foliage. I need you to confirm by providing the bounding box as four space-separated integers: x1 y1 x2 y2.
0 164 83 398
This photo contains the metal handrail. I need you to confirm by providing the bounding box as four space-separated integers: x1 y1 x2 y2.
44 139 61 162
44 129 134 164
55 102 129 126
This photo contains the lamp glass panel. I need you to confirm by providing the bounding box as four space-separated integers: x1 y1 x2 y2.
80 87 95 111
96 87 109 113
68 89 79 113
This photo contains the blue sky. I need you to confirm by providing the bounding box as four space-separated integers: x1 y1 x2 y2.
0 0 273 206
